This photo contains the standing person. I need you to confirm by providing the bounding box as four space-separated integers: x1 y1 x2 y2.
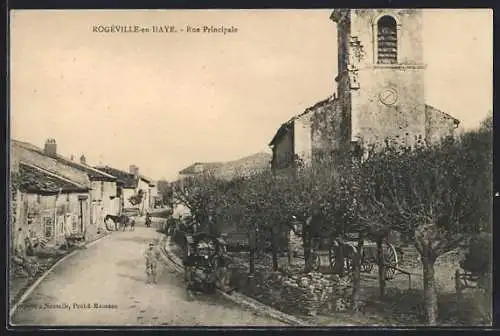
145 212 152 228
144 241 162 284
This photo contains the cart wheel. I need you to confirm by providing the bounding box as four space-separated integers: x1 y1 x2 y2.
361 261 374 273
383 242 398 280
360 249 374 273
344 255 354 272
329 242 338 271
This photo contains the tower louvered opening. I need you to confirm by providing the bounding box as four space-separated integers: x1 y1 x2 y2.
377 16 398 64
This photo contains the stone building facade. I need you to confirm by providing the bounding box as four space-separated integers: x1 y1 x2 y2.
270 9 460 171
11 139 121 247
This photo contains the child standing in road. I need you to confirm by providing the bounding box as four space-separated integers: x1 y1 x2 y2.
144 241 162 284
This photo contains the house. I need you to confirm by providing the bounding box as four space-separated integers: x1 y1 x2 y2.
95 165 156 216
171 153 272 222
148 181 162 208
11 141 92 251
177 154 271 182
178 162 224 180
270 9 460 172
73 155 119 233
11 139 119 240
211 152 272 180
172 162 222 219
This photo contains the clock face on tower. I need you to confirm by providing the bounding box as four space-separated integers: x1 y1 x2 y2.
379 88 399 106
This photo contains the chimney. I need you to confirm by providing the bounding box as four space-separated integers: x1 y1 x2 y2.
44 138 57 156
80 155 87 165
129 165 139 176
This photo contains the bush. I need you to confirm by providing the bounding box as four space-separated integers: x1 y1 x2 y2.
460 233 492 276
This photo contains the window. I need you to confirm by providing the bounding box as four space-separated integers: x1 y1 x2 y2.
43 216 53 238
377 16 398 64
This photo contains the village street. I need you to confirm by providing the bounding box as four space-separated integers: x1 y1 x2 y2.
10 225 285 326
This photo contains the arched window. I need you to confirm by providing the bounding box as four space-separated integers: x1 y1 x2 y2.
377 15 398 64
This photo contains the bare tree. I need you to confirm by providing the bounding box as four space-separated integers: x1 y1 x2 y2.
358 121 492 324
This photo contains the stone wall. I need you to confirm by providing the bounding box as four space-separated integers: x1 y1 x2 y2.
310 97 349 162
294 115 313 164
231 269 352 317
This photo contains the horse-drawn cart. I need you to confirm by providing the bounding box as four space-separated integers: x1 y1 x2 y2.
183 232 232 293
328 236 399 280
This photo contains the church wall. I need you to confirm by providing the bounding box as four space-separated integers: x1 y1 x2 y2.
311 98 348 164
293 115 313 165
425 104 459 145
353 66 426 150
349 9 424 66
271 126 295 171
337 9 427 150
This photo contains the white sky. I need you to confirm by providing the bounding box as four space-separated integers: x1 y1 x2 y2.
10 9 493 181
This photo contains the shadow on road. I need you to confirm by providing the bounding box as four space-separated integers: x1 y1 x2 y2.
115 235 152 244
116 259 144 269
117 273 146 283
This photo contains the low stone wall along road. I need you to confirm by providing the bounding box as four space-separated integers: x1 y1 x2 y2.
10 227 285 326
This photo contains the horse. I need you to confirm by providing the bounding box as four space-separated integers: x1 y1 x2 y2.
104 214 121 231
120 215 135 232
104 214 135 231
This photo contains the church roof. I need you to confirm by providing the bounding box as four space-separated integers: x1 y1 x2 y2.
425 104 460 126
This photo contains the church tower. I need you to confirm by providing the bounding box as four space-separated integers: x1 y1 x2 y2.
330 9 426 152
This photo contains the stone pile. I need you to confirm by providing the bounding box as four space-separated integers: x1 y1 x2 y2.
233 269 353 317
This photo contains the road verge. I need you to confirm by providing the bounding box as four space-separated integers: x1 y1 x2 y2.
159 236 311 326
9 232 113 320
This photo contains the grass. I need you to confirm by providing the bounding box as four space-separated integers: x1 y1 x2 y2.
9 248 71 307
162 233 491 326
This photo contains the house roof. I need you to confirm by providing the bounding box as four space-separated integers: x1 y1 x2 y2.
139 174 154 184
269 96 335 146
178 162 224 175
18 162 89 194
11 140 116 181
11 140 91 188
211 152 272 180
93 165 138 189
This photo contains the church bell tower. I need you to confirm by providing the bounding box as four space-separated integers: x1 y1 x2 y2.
330 9 426 152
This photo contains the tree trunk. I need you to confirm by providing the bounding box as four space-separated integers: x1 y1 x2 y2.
249 248 255 275
335 242 345 277
248 229 256 275
303 227 312 273
351 239 364 312
287 230 293 265
270 229 279 271
422 254 438 325
377 237 386 299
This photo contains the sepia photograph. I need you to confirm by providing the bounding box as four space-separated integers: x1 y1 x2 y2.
8 9 492 327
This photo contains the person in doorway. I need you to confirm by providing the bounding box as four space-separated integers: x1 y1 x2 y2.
144 241 162 284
